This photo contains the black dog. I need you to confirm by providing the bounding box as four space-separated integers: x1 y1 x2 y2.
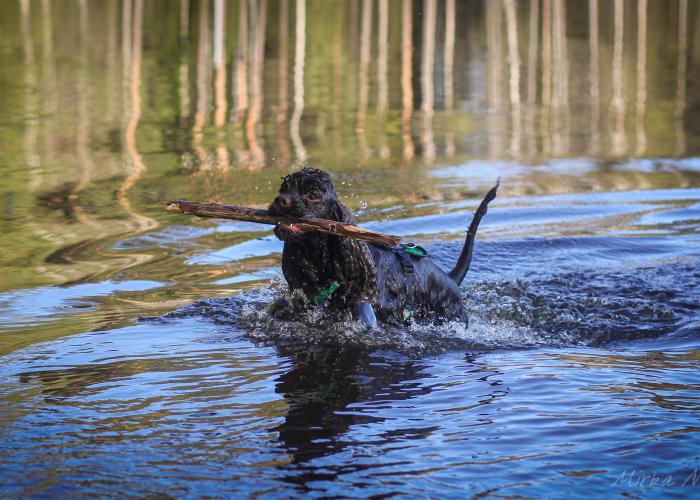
268 168 498 328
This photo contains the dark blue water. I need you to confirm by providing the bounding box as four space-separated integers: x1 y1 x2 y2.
2 0 700 496
2 186 699 498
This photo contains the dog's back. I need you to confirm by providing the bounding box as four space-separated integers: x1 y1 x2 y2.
367 182 499 325
368 245 468 325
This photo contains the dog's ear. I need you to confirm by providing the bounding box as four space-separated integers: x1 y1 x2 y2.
328 200 354 223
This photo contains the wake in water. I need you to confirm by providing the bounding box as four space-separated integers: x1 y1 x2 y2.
470 261 699 346
151 258 699 356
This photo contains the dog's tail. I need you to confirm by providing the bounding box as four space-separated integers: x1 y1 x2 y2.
448 181 499 286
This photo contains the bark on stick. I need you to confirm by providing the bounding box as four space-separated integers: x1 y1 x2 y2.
165 200 401 247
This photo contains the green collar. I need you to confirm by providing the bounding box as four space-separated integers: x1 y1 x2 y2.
313 281 340 305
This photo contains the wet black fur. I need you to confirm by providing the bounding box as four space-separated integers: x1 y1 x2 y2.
268 168 495 326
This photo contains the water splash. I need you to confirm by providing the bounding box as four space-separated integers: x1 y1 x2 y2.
468 261 699 346
151 260 698 356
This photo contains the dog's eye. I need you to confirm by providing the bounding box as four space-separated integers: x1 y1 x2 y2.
304 192 321 202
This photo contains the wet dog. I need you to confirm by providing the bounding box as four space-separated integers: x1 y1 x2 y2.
268 168 498 328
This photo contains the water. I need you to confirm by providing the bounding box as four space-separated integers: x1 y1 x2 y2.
1 0 700 497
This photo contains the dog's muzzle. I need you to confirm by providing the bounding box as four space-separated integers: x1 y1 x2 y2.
269 194 309 241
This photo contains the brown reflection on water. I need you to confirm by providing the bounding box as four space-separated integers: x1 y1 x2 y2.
401 0 414 162
487 0 505 159
444 0 455 157
611 0 625 157
676 0 689 156
246 0 267 170
213 0 229 169
541 0 552 155
193 0 211 168
504 0 521 158
377 0 389 116
526 0 539 158
74 0 96 227
356 0 373 160
291 0 307 166
276 0 292 167
552 0 569 157
117 0 157 234
40 0 58 165
7 0 699 177
589 0 600 156
20 0 38 179
179 0 190 123
636 0 647 157
421 0 437 162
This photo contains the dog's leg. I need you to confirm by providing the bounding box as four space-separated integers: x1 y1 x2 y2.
352 301 378 329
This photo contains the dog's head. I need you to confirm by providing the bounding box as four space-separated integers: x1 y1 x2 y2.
269 168 377 306
269 168 351 241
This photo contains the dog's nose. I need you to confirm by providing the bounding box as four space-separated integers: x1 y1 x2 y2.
275 194 293 208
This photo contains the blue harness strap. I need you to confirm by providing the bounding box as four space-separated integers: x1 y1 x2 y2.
389 243 427 321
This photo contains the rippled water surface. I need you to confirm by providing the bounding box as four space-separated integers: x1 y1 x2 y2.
1 0 700 497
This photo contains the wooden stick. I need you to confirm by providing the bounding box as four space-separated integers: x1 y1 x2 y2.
166 200 401 247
